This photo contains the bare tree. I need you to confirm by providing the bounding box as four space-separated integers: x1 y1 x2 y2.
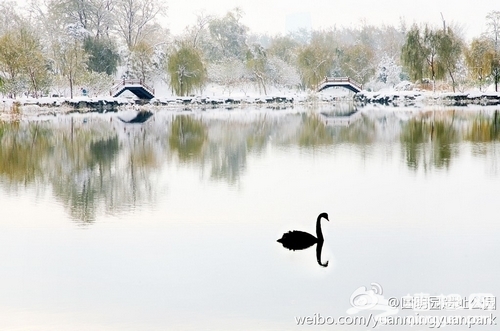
87 0 115 39
486 11 500 91
0 1 23 35
113 0 166 48
185 11 212 49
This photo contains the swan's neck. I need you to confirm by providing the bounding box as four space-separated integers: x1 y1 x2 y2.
316 215 324 241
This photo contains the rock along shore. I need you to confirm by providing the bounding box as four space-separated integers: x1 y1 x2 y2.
354 91 500 107
3 90 500 121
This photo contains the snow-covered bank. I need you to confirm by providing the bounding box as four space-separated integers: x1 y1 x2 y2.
1 96 132 119
4 89 500 122
355 90 500 107
0 90 345 119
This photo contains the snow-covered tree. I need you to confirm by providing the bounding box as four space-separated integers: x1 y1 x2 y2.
128 41 154 82
246 43 268 95
113 0 167 48
206 8 248 62
80 70 114 96
0 0 23 35
167 44 206 96
465 37 495 91
183 12 212 50
267 56 301 89
297 42 334 89
53 23 89 98
84 36 120 75
366 55 402 90
47 0 114 39
0 26 50 97
436 27 463 92
207 59 248 95
340 43 375 85
267 35 300 64
485 10 500 91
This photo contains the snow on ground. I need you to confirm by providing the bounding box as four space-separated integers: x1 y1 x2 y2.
3 82 500 121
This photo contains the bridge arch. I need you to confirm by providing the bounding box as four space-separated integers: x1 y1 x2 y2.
111 79 155 99
317 77 362 93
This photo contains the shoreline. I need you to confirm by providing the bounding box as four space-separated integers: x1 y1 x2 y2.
354 90 500 107
2 90 500 121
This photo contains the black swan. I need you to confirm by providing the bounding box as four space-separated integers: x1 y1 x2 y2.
277 212 329 267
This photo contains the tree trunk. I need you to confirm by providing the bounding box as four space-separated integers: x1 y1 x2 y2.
69 72 74 99
448 69 456 93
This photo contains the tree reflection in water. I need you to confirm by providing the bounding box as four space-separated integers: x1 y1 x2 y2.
168 115 207 162
2 108 500 223
400 111 460 171
0 117 164 223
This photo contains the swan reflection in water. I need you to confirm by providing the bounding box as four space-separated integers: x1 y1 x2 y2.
277 212 329 267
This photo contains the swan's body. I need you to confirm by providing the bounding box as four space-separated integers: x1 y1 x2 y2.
277 212 329 251
277 230 318 250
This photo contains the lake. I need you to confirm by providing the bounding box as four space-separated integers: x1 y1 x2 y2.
1 104 499 330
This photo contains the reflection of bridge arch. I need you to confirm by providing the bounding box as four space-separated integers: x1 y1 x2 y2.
111 79 155 99
317 77 362 93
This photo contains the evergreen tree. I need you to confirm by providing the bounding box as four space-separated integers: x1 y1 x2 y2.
84 37 120 75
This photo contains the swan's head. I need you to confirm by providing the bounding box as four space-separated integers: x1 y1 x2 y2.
319 212 329 221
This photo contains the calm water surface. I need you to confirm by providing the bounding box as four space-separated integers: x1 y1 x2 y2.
1 105 499 330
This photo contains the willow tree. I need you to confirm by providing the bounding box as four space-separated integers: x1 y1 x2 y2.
401 24 448 90
129 41 154 82
465 38 495 91
18 27 51 97
340 43 375 85
0 27 50 97
422 25 443 90
167 45 206 96
246 44 268 95
0 32 23 96
401 25 427 82
297 43 334 89
436 27 463 92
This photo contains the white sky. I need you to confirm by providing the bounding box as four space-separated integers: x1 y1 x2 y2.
164 0 500 40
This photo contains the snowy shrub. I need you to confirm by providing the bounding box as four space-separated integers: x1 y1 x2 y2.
366 56 402 91
394 81 415 91
267 56 301 90
207 59 249 95
80 71 115 97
